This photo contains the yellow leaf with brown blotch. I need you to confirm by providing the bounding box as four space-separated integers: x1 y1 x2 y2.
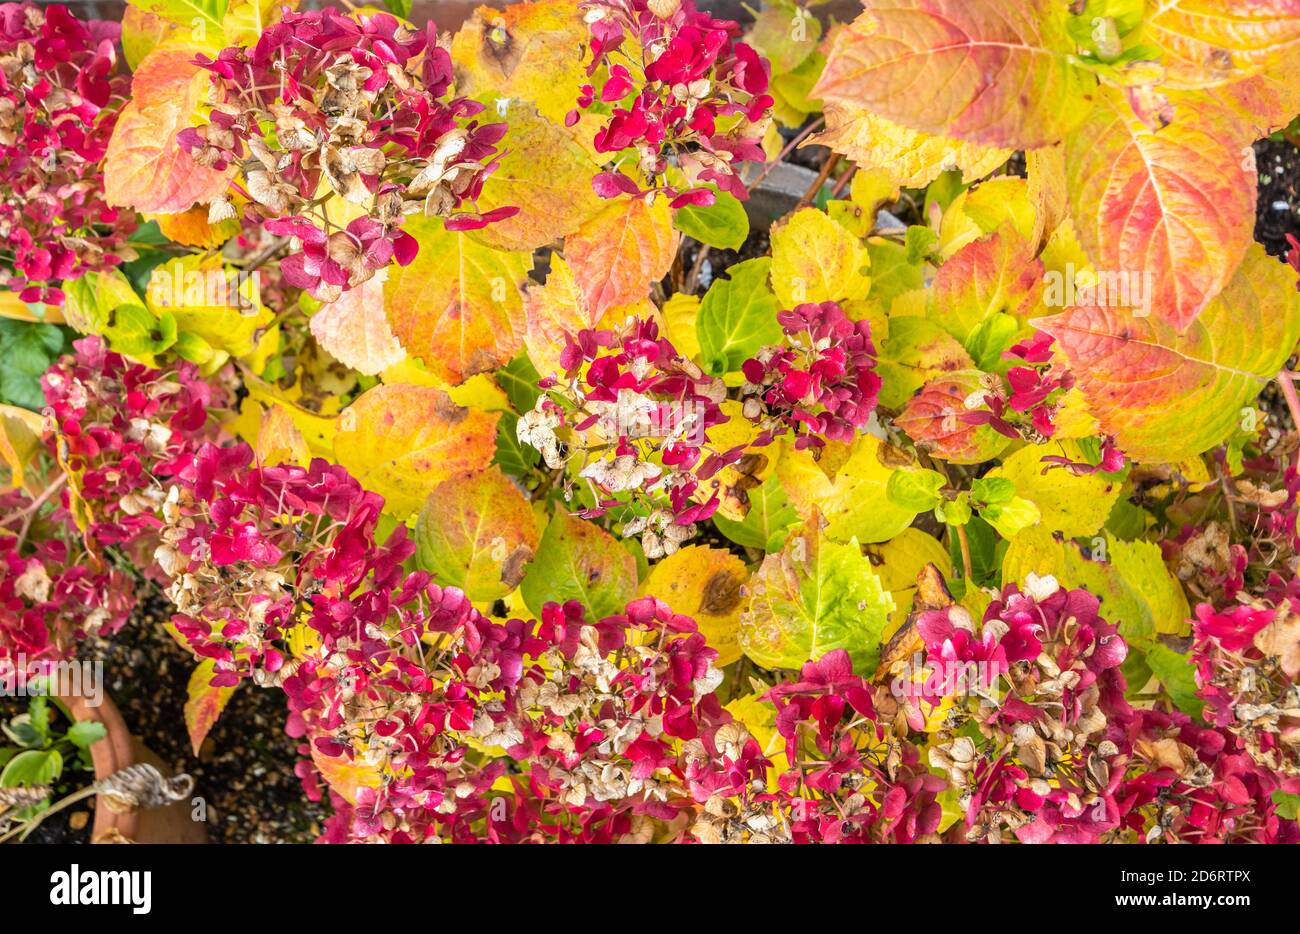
415 466 541 602
639 546 751 666
333 383 499 521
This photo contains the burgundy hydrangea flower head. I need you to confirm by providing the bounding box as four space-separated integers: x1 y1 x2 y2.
180 6 516 301
0 337 225 671
958 330 1075 444
740 301 880 450
572 0 772 207
518 316 737 557
0 2 135 303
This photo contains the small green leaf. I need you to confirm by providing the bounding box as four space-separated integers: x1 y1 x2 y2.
520 511 638 619
1144 641 1205 719
696 257 782 376
673 190 750 251
886 467 945 512
66 720 107 751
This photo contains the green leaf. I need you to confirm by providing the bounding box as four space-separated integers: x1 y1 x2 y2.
971 476 1015 506
495 353 542 413
886 467 946 511
979 495 1040 538
0 319 67 410
66 720 107 751
1144 641 1205 719
963 312 1021 373
383 0 413 17
673 190 750 251
696 257 782 376
125 0 228 32
740 530 895 673
493 411 541 478
0 748 62 787
520 511 638 619
713 474 799 551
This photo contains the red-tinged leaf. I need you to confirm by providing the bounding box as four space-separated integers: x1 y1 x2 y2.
1065 87 1256 331
564 195 679 318
1036 243 1300 463
1146 0 1300 90
895 370 1012 464
812 1 1095 149
310 275 406 376
103 47 233 213
384 217 533 385
183 658 237 756
930 226 1043 348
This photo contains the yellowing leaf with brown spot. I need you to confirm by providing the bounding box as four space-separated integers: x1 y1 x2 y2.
310 274 406 376
639 545 751 666
104 47 233 213
812 1 1095 149
815 102 1012 189
468 103 604 252
183 659 237 757
1145 0 1300 89
1064 87 1256 331
385 216 532 385
776 434 918 544
522 255 600 378
254 404 311 468
415 466 540 602
565 195 679 319
769 207 871 307
333 383 499 521
450 0 590 129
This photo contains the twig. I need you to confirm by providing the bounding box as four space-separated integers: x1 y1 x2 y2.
685 245 711 295
955 524 973 581
795 153 841 211
744 116 825 192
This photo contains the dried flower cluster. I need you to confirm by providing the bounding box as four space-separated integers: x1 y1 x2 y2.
1 337 222 668
180 7 516 301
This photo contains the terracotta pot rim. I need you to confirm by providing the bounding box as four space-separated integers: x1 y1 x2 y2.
58 690 139 841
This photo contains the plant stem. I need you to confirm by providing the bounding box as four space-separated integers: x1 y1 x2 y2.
955 524 973 581
1279 370 1300 431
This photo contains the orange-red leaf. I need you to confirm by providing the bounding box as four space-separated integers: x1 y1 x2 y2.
564 195 678 318
103 47 232 213
1065 87 1256 331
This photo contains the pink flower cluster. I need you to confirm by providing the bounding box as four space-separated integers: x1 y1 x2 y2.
519 318 741 557
740 301 880 450
573 0 771 207
0 2 135 304
180 7 515 301
0 337 223 668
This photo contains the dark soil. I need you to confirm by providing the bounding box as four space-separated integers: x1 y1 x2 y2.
87 591 329 844
1254 137 1300 257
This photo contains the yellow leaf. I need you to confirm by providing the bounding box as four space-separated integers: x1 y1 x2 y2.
564 195 678 318
815 102 1012 189
865 528 953 629
639 545 750 666
254 404 311 468
776 434 917 544
769 207 871 307
385 217 532 386
309 274 406 376
985 440 1125 539
333 383 499 521
183 659 237 757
